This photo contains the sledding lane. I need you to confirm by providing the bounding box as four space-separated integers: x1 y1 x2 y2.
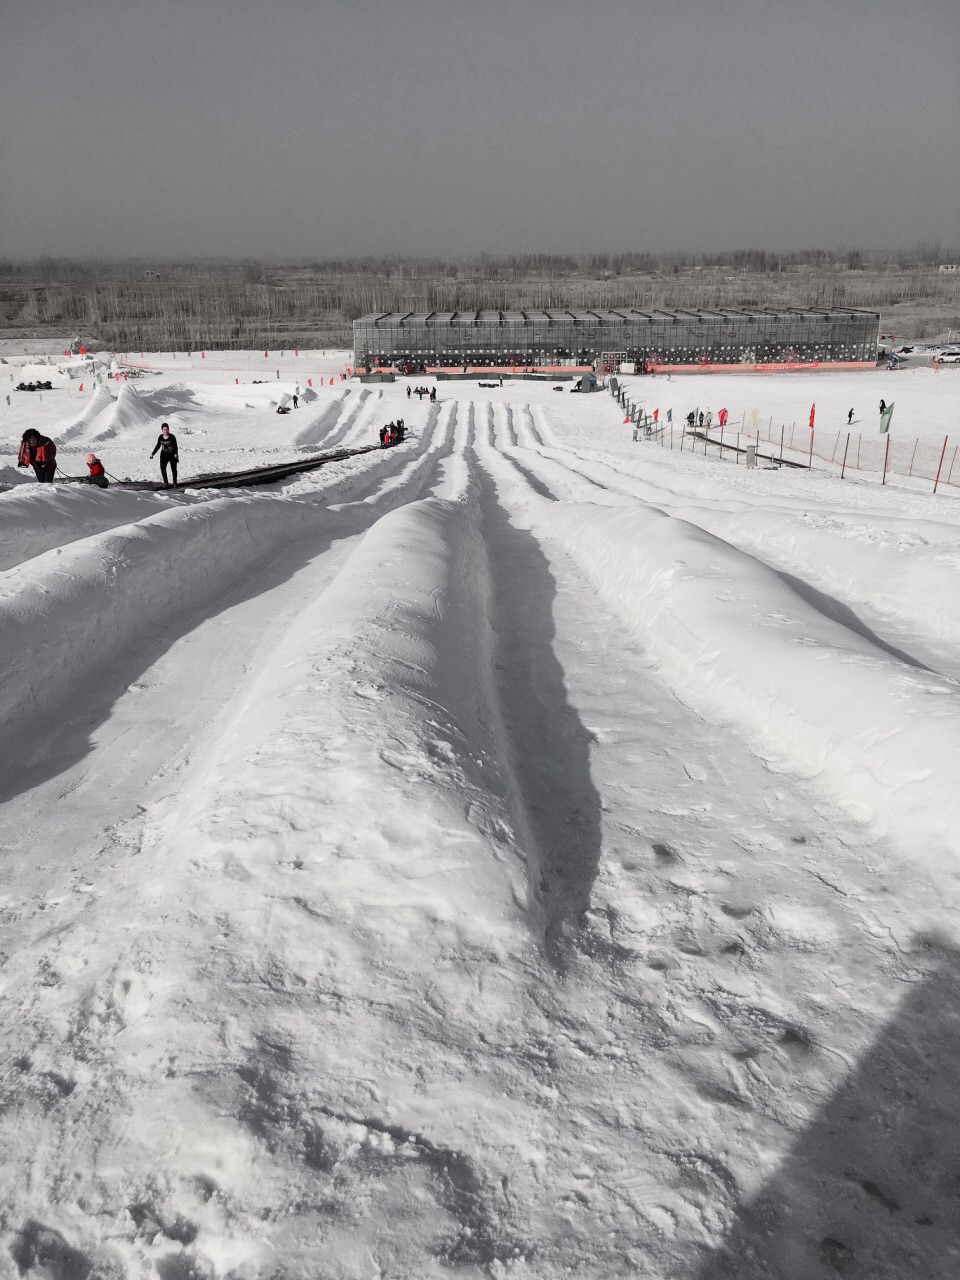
494 402 960 683
3 382 960 1278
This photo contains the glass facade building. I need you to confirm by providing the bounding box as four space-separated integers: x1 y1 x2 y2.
353 308 880 370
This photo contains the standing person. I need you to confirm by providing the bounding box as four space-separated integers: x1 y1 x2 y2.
429 386 436 402
847 408 854 425
879 399 886 415
292 393 299 409
150 422 179 487
407 385 411 398
17 429 57 482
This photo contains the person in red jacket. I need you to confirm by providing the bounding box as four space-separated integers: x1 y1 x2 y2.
17 429 57 482
83 453 109 488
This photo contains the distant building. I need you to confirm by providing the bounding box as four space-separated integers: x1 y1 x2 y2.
938 264 960 274
354 308 880 373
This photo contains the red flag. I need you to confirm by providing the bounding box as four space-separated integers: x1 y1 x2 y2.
653 408 659 422
264 350 268 358
295 349 299 357
79 346 86 356
63 348 69 356
329 377 334 385
809 403 816 429
307 378 312 386
78 383 84 392
623 415 630 424
201 351 205 359
235 378 239 384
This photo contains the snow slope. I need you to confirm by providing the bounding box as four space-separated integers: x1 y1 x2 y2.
2 357 960 1277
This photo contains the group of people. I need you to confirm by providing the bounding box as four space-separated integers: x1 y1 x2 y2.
16 421 179 488
684 409 727 430
407 386 436 402
379 420 406 448
16 380 54 393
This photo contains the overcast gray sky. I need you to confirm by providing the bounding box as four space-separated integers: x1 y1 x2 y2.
1 0 958 259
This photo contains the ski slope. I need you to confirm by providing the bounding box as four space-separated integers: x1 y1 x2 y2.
2 353 960 1278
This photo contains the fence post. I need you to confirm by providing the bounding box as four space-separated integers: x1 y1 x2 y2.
882 433 891 485
840 432 851 479
720 426 724 459
908 439 918 476
779 425 785 466
736 431 740 463
933 435 949 493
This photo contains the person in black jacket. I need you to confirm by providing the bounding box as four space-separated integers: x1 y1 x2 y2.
150 422 179 486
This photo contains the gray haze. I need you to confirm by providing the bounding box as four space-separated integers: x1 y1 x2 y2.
1 0 958 258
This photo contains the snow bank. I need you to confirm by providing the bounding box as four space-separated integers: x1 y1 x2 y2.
0 494 539 1273
543 500 960 857
0 496 317 734
0 484 203 572
58 383 116 439
480 442 960 864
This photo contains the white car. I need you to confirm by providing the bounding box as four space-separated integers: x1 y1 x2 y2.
938 350 960 363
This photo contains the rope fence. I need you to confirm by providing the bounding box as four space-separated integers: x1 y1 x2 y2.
609 382 959 494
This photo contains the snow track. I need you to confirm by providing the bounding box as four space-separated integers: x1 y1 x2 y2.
3 383 960 1278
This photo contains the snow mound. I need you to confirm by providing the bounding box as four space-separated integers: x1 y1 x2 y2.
87 382 157 441
538 497 960 863
59 383 116 439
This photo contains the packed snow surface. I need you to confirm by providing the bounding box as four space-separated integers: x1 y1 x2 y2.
2 348 960 1278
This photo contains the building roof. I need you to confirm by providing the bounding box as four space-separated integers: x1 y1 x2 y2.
355 308 879 326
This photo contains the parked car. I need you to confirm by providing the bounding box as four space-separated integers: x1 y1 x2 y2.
938 350 960 363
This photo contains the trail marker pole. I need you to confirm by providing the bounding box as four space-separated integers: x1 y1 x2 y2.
779 425 785 466
736 431 740 464
720 426 724 459
947 446 958 488
840 432 851 479
933 435 949 493
808 429 814 470
882 434 891 484
908 439 918 476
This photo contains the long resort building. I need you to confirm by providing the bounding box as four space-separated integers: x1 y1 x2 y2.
353 307 881 374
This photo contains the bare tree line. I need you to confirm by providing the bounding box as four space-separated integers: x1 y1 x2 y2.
1 249 958 349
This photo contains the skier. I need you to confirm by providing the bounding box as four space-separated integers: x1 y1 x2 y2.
429 386 436 403
292 393 299 409
407 385 411 398
150 422 179 487
686 411 695 429
848 408 854 425
379 425 390 448
17 429 57 482
879 399 887 415
83 453 109 488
